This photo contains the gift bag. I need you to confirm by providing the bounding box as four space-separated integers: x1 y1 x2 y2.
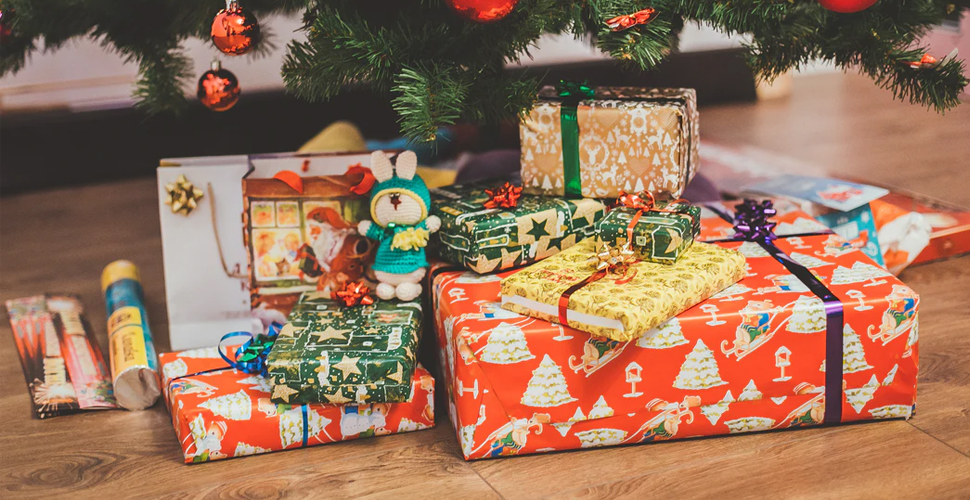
157 152 373 350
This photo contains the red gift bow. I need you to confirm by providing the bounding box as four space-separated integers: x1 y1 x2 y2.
483 182 523 209
331 281 375 307
346 163 377 195
605 8 657 32
616 191 693 250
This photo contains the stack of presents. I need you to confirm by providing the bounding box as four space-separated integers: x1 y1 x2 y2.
158 85 922 463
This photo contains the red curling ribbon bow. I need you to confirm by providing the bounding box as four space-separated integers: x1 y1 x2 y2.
331 281 375 307
346 163 377 195
605 8 657 32
273 170 305 194
483 182 523 209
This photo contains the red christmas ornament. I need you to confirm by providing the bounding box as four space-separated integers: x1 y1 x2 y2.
197 61 241 112
0 9 14 45
445 0 519 23
211 0 260 55
817 0 878 13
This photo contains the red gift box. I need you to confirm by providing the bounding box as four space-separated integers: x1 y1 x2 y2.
160 348 435 463
431 211 918 460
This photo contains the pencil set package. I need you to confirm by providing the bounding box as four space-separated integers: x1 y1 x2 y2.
5 295 117 418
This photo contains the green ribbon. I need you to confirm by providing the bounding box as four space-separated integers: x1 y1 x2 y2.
557 80 594 199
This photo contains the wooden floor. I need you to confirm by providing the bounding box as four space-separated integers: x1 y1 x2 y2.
2 73 969 499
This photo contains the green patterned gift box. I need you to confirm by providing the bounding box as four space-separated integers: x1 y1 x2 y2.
595 202 700 264
431 183 608 274
265 292 420 405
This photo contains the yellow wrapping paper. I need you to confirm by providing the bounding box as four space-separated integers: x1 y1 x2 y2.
519 87 699 199
500 240 746 341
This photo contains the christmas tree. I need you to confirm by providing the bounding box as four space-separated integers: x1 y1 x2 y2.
521 354 577 407
788 296 826 333
842 324 874 373
552 407 586 437
831 262 894 285
280 406 332 448
233 442 271 457
1 1 964 143
845 374 880 413
199 390 252 420
480 322 535 364
588 395 614 419
700 389 734 425
637 317 688 349
738 380 763 401
575 428 628 448
673 339 728 390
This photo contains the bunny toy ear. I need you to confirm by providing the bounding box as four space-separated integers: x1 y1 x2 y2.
394 151 418 180
370 151 394 182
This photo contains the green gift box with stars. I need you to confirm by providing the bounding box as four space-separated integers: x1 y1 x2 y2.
431 183 608 274
265 292 421 405
595 203 701 264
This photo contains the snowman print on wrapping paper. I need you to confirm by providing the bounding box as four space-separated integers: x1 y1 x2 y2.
358 151 441 301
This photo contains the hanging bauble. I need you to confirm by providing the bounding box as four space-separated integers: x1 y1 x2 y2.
445 0 519 23
817 0 878 13
0 9 14 45
211 0 260 55
197 61 241 112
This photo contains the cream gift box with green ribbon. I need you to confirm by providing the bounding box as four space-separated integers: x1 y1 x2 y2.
519 85 698 199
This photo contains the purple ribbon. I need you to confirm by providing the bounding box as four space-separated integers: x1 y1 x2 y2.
730 199 844 425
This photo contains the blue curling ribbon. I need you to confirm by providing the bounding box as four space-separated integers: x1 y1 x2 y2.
218 323 282 378
730 199 844 425
301 404 309 448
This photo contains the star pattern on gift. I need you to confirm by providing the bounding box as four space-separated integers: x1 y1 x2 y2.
333 356 363 378
164 174 205 216
324 391 353 404
272 384 299 403
311 326 351 343
571 201 603 227
501 248 523 269
473 253 501 274
277 323 299 337
386 362 404 384
526 217 551 240
665 228 684 254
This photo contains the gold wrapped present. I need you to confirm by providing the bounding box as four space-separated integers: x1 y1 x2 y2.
519 86 698 199
500 239 745 341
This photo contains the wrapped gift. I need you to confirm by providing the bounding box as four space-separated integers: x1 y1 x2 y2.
431 183 608 274
160 348 435 464
870 191 970 268
265 292 421 405
519 85 698 199
500 240 747 341
595 193 700 264
432 203 919 460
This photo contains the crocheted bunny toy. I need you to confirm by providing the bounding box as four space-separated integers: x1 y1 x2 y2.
358 150 440 301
